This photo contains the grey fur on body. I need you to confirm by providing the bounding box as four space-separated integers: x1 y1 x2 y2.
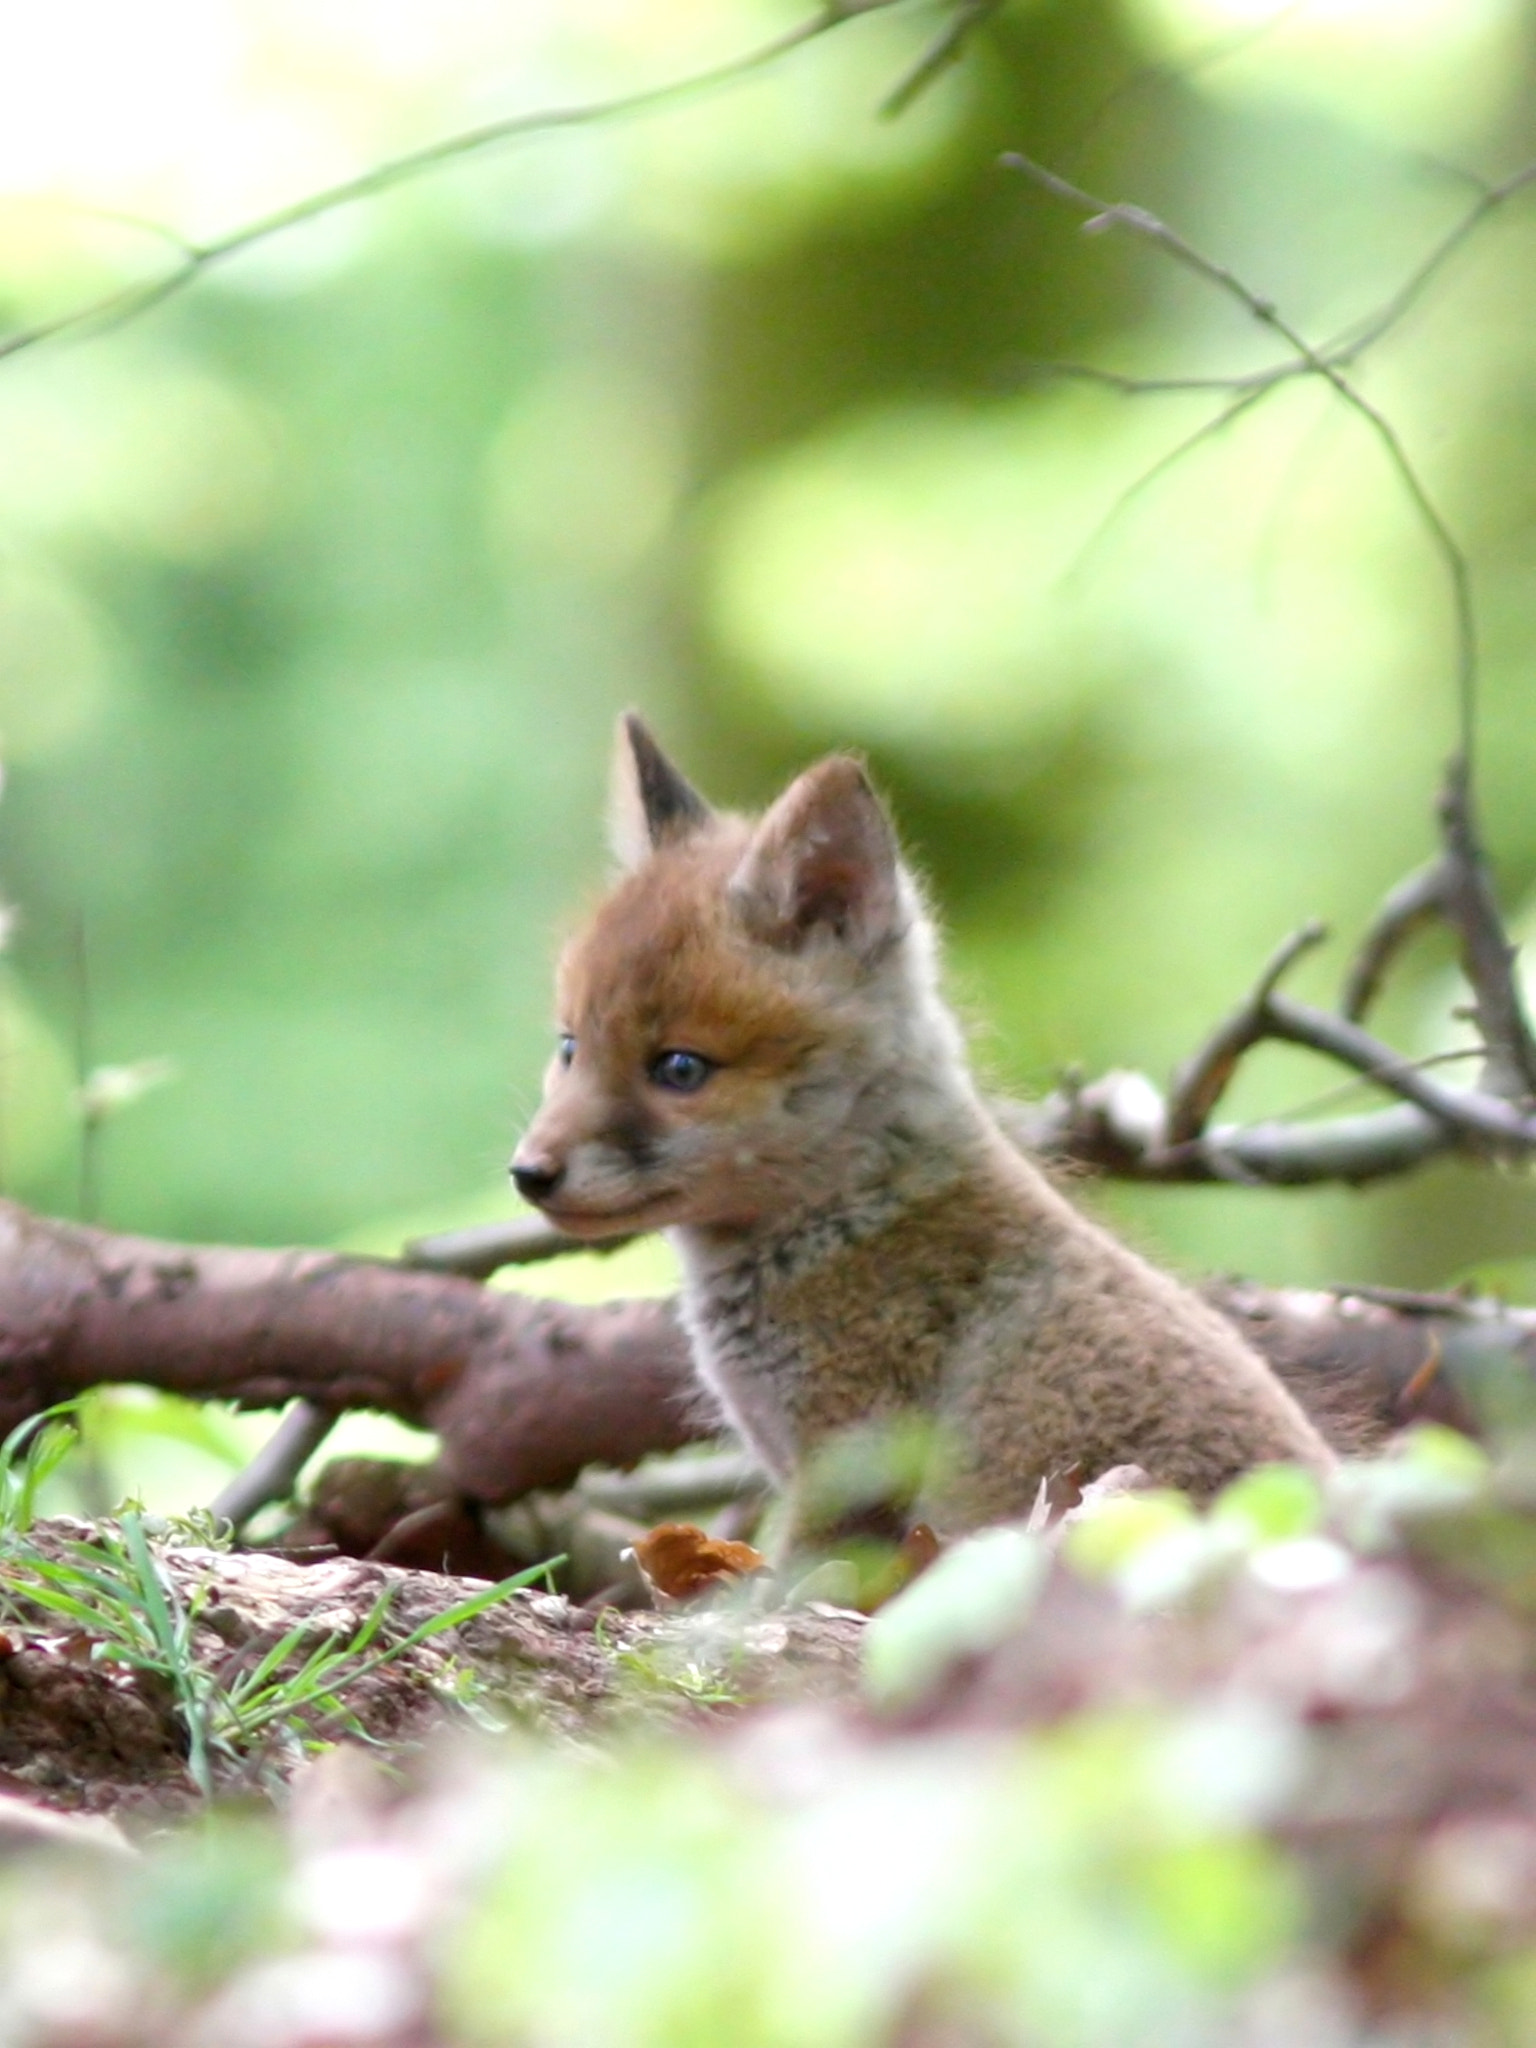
673 1056 1333 1531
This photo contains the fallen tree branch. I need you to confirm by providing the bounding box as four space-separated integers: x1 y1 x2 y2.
3 1199 1534 1549
0 1201 698 1507
1018 1086 1459 1186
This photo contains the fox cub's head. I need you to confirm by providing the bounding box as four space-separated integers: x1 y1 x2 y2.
510 715 960 1237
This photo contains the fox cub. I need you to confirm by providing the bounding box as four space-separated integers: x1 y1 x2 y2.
512 716 1333 1537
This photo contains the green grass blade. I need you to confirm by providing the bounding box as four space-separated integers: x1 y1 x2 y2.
0 1576 119 1634
224 1630 348 1720
120 1510 213 1796
120 1514 180 1656
34 1549 143 1610
0 1404 84 1535
221 1618 319 1706
343 1585 398 1656
386 1561 563 1655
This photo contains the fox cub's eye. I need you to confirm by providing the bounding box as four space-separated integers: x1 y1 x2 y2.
556 1033 576 1068
648 1049 715 1093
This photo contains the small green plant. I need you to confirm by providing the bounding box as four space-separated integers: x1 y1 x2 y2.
0 1403 85 1536
0 1406 562 1792
613 1642 744 1706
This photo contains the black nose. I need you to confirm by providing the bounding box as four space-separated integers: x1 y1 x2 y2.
511 1158 564 1203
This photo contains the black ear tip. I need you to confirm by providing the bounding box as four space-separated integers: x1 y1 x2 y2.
619 708 652 755
617 710 712 844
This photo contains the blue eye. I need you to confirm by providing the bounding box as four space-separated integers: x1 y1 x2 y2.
649 1049 715 1093
557 1033 576 1068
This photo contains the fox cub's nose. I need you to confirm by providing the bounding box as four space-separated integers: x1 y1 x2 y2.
510 1155 564 1203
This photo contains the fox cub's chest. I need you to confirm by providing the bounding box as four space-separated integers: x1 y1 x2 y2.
673 1189 997 1474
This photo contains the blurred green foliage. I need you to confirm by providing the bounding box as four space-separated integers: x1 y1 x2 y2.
3 0 1536 1301
11 1431 1536 2046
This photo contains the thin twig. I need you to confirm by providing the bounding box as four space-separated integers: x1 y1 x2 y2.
1017 1086 1455 1185
1340 755 1536 1104
1341 859 1450 1023
403 1213 634 1278
0 0 910 366
879 0 1004 118
1165 921 1327 1144
1065 0 1312 173
1051 377 1279 586
1435 756 1536 1102
1325 162 1536 371
1260 993 1530 1150
1233 1046 1485 1127
1000 151 1480 760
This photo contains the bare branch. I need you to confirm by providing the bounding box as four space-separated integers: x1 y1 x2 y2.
3 1196 1533 1522
1020 1076 1456 1186
0 1201 699 1506
7 1196 1535 1494
1166 921 1327 1144
1065 0 1312 174
1338 755 1536 1109
0 0 912 365
1022 357 1296 398
1052 376 1279 583
1436 757 1536 1102
1341 860 1450 1023
1000 151 1480 757
1255 993 1528 1149
1327 161 1536 370
1193 1102 1455 1187
879 0 1004 118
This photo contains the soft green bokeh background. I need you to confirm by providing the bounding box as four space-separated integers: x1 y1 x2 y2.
6 0 1536 1359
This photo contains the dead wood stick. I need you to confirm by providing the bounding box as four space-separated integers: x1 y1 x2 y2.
1022 1083 1460 1186
1256 994 1528 1149
1009 754 1536 1189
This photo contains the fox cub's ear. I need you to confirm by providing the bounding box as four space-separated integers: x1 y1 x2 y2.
731 757 903 957
609 713 713 870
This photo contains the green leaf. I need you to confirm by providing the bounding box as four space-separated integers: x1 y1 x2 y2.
1211 1465 1323 1548
1061 1490 1199 1579
863 1527 1046 1711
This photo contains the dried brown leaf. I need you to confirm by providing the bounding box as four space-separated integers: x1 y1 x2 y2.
629 1522 769 1602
